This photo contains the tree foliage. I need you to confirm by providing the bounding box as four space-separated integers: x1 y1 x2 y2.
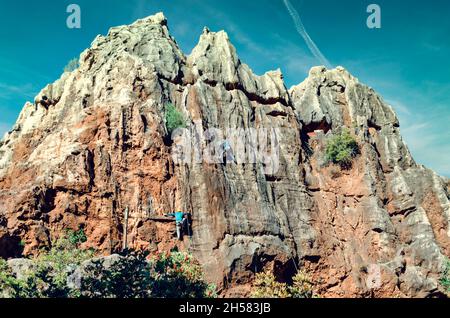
80 249 152 298
149 250 217 298
0 234 215 298
325 129 359 169
0 232 94 298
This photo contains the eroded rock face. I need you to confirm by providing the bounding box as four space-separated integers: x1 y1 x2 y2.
0 13 448 298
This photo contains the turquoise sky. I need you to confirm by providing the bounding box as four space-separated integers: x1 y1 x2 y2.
0 0 449 176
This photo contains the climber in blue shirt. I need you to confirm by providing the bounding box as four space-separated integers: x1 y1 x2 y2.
165 211 190 240
166 211 185 222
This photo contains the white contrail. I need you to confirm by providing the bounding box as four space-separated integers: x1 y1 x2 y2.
283 0 332 69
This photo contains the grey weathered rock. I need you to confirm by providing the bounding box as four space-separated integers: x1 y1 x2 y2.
0 12 448 298
7 258 34 280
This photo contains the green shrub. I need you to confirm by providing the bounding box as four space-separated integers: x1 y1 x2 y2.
440 258 450 294
149 250 217 298
80 249 152 298
64 58 79 73
251 270 316 298
250 271 290 298
67 228 87 247
325 129 359 168
0 233 94 298
289 270 314 298
36 234 94 297
165 103 186 135
1 236 215 298
0 260 55 298
79 250 216 298
0 259 23 297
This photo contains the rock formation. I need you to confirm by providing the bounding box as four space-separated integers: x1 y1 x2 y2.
0 12 449 298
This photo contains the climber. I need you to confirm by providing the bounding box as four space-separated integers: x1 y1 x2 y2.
164 211 192 240
221 140 236 165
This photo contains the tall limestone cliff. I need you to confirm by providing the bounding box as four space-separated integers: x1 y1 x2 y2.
0 13 449 297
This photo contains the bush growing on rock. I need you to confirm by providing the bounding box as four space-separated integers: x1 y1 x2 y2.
35 234 95 297
440 258 450 295
250 270 316 298
325 129 359 169
250 271 290 298
0 233 94 298
149 250 217 298
67 228 87 247
165 103 187 135
289 270 314 298
78 249 152 298
0 259 27 297
77 249 216 298
0 237 215 298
